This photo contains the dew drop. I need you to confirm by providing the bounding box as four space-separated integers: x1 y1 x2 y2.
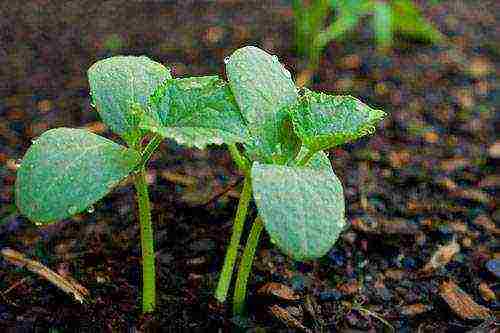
223 56 230 64
34 221 43 227
68 205 78 215
14 159 22 170
87 205 95 214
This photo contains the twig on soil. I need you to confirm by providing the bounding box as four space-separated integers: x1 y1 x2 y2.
0 276 29 296
196 176 244 207
1 247 89 303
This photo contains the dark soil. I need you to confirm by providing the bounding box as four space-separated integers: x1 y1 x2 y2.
1 0 498 331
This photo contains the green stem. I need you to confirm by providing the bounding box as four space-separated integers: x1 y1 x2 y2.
227 144 251 175
297 149 316 166
214 176 252 303
233 217 264 316
134 167 156 313
139 135 163 168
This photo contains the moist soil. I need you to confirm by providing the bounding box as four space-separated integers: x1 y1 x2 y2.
0 0 498 331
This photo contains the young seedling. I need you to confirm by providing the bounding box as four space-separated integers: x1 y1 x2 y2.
140 46 386 316
15 56 176 313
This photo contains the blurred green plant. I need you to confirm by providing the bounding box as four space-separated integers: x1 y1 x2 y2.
293 0 445 84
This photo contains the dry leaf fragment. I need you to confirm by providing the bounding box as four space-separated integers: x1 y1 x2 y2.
421 238 460 274
400 303 433 317
269 304 311 333
1 248 89 303
258 282 300 301
439 280 491 320
478 282 496 302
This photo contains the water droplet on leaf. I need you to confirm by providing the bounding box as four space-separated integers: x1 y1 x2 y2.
14 159 22 170
223 56 230 64
68 205 78 215
87 205 95 214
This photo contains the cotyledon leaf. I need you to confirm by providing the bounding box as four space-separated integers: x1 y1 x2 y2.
141 76 250 149
88 55 171 143
289 90 386 153
15 128 140 224
251 162 345 261
225 46 298 161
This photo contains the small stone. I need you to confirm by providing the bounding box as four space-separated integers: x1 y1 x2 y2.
485 259 500 279
188 239 215 254
319 290 342 301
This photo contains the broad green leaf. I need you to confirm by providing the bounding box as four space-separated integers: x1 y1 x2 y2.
142 76 250 149
252 163 345 261
88 55 171 144
15 128 140 224
289 91 386 153
225 46 298 161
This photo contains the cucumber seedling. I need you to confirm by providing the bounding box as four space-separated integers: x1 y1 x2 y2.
141 46 386 315
15 56 174 313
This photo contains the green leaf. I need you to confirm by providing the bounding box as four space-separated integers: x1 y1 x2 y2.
225 46 298 161
289 90 386 153
142 76 250 149
88 55 171 144
373 1 393 49
295 148 332 172
275 116 302 164
252 163 345 261
392 0 444 43
15 128 140 224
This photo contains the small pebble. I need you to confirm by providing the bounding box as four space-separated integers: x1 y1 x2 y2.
319 290 342 301
485 259 500 278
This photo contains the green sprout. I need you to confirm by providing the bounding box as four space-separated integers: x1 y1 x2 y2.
14 46 386 318
141 46 386 315
15 56 173 313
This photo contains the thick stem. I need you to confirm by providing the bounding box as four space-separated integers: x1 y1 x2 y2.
227 144 251 175
139 135 163 168
232 216 264 316
214 176 252 303
297 149 316 166
134 167 156 313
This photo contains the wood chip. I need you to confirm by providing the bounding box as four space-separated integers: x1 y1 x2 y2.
421 238 460 274
1 248 89 303
258 282 300 301
439 280 491 320
269 304 311 333
351 217 419 235
400 303 433 317
478 282 496 302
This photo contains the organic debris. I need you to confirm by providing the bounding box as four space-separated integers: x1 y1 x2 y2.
439 280 491 321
